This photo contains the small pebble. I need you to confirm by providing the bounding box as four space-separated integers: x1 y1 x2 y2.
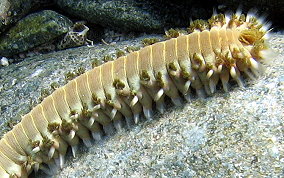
0 57 9 66
19 53 26 58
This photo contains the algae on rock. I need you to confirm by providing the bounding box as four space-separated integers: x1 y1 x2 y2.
55 0 164 32
0 10 73 56
0 0 34 34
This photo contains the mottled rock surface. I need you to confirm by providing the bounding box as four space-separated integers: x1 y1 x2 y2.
0 10 73 56
0 0 34 34
0 32 283 177
54 0 215 32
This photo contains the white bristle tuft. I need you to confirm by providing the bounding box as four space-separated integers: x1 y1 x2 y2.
251 68 260 77
184 80 191 93
34 163 40 173
225 13 231 26
59 154 65 169
143 107 153 120
26 164 32 174
93 104 101 110
113 119 123 132
235 76 244 88
88 117 95 127
155 88 164 101
261 21 272 33
68 130 76 140
110 108 117 119
220 74 229 92
209 80 216 94
184 93 191 102
246 14 252 23
259 48 277 61
71 145 78 157
70 113 79 120
246 9 258 22
133 114 140 124
230 67 237 78
207 69 214 78
257 14 268 26
235 8 242 17
217 65 223 73
48 146 55 159
212 8 217 16
156 101 165 114
130 96 139 107
204 85 211 96
263 31 271 40
32 146 40 154
244 69 256 80
249 58 259 70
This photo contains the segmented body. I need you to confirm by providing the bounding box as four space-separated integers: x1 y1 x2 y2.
0 13 270 177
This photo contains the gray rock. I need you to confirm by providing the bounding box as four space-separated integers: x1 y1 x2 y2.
0 0 34 34
0 10 73 56
54 0 214 32
54 0 163 32
0 56 9 66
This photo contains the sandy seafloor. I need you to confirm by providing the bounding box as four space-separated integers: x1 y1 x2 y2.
0 33 283 177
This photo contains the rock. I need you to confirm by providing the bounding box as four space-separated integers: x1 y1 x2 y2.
0 56 9 66
0 0 34 34
54 0 163 32
0 0 55 34
54 0 214 32
0 10 73 57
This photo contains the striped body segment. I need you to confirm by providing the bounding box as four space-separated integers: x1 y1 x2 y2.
0 13 270 177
